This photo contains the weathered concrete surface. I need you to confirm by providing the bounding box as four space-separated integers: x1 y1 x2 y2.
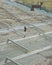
0 0 52 65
